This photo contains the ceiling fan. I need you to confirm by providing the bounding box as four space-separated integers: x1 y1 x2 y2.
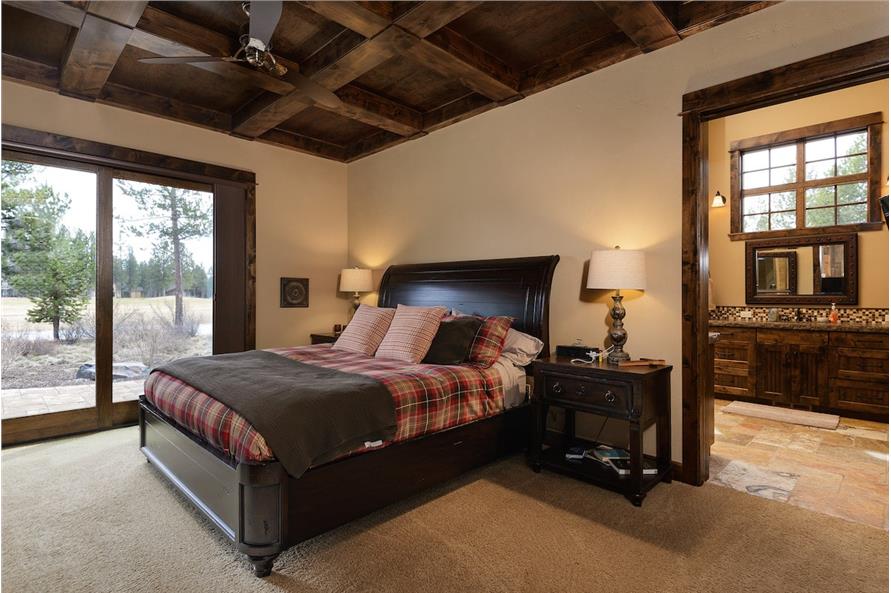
138 1 342 109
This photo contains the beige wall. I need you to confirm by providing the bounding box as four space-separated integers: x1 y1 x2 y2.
347 2 889 461
708 80 889 308
1 80 349 349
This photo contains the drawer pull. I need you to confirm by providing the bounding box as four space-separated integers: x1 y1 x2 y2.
552 382 563 394
604 390 616 404
576 385 587 396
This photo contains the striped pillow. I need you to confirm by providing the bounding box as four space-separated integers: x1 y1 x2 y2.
467 315 514 368
332 305 395 356
375 305 448 364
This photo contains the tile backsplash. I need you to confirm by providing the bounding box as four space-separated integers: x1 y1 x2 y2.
710 305 889 324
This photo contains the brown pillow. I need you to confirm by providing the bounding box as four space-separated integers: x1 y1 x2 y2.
423 317 484 365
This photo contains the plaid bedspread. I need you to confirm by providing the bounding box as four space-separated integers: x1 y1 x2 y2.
143 344 505 465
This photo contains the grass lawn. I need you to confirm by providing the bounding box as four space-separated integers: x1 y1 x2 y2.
1 296 213 390
1 296 213 332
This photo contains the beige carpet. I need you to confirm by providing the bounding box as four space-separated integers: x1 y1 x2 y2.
2 427 886 593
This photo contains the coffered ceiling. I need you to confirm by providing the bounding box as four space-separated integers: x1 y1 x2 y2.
2 1 776 162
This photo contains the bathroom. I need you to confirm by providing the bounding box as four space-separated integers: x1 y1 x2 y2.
705 79 889 528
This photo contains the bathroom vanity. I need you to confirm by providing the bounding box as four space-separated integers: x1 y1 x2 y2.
710 320 888 420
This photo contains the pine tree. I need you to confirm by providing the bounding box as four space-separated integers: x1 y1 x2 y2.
117 183 211 326
1 164 95 340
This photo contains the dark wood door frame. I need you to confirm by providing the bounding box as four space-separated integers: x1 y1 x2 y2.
679 37 889 485
1 126 257 445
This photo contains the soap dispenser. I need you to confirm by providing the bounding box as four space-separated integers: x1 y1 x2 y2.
829 303 839 325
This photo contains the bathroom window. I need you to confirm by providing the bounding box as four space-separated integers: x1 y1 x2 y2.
729 113 884 240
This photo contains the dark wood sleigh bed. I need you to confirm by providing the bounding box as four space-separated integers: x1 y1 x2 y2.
139 255 559 576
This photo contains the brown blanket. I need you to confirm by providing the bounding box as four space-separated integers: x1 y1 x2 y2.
154 350 395 477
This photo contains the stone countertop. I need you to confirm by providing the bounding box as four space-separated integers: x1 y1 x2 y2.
709 320 889 334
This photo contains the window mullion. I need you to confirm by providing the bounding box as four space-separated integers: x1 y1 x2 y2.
795 140 806 229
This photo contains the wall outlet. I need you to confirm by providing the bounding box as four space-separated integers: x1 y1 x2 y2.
739 310 754 319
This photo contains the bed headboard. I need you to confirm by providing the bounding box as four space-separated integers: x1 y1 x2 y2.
378 255 560 356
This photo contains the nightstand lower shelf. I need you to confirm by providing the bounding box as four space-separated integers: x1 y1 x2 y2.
534 437 672 505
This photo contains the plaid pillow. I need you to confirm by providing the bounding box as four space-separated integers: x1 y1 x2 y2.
467 315 514 368
332 304 395 356
376 305 448 364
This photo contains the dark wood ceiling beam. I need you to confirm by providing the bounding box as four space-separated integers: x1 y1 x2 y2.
86 1 147 28
672 1 780 38
521 32 641 95
1 53 60 91
595 2 680 52
135 5 234 57
422 93 496 133
401 28 519 101
301 1 516 101
297 1 391 38
258 129 347 161
3 0 86 28
59 2 148 100
396 2 482 38
233 26 418 138
98 82 231 132
344 130 418 163
327 85 422 136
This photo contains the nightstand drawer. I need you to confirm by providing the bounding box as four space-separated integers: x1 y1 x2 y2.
542 374 630 413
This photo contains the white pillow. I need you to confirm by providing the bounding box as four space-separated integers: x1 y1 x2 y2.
500 328 544 367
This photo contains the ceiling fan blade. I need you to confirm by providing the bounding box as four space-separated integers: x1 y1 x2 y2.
290 72 343 109
139 56 239 65
249 0 282 48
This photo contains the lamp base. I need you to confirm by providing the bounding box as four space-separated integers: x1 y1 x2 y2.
606 291 630 366
607 349 631 365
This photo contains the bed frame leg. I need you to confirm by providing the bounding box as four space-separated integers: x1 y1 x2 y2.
248 554 278 578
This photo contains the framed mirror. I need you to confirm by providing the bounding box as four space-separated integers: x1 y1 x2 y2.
745 233 858 304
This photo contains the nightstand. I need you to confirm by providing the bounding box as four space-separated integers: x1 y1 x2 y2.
310 332 338 345
529 355 672 506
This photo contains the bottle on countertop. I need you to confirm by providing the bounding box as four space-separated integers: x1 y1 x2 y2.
829 303 839 325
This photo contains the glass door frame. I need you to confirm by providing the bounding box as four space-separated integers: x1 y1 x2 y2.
1 128 255 445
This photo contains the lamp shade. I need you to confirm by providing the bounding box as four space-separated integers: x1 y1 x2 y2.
339 268 373 293
586 248 646 290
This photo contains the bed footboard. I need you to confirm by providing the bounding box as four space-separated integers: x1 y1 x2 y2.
139 401 288 576
140 399 530 577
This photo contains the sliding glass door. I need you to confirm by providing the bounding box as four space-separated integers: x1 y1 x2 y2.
1 128 253 445
1 158 98 421
111 172 214 403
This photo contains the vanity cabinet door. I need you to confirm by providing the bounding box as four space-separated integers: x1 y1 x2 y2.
828 336 889 416
755 342 790 402
756 330 827 405
792 344 828 407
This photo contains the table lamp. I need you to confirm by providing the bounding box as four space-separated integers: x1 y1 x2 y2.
586 246 646 364
340 267 373 312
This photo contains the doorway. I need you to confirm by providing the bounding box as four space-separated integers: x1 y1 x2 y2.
679 37 889 486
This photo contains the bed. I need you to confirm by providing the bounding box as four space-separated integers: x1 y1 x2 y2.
139 255 559 576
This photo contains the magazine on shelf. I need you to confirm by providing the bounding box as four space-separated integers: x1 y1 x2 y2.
606 458 660 476
584 445 630 465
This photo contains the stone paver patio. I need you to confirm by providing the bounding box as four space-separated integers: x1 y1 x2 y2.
1 381 143 419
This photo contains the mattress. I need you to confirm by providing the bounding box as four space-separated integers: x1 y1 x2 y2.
143 344 506 465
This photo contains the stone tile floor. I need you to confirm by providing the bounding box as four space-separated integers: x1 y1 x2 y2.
1 380 143 419
710 399 888 530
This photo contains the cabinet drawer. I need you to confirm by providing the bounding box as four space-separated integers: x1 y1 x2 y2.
832 348 888 382
829 332 888 350
757 329 827 346
542 374 630 414
829 378 888 415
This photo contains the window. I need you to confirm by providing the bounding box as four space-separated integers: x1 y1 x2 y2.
730 113 883 239
1 126 255 445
